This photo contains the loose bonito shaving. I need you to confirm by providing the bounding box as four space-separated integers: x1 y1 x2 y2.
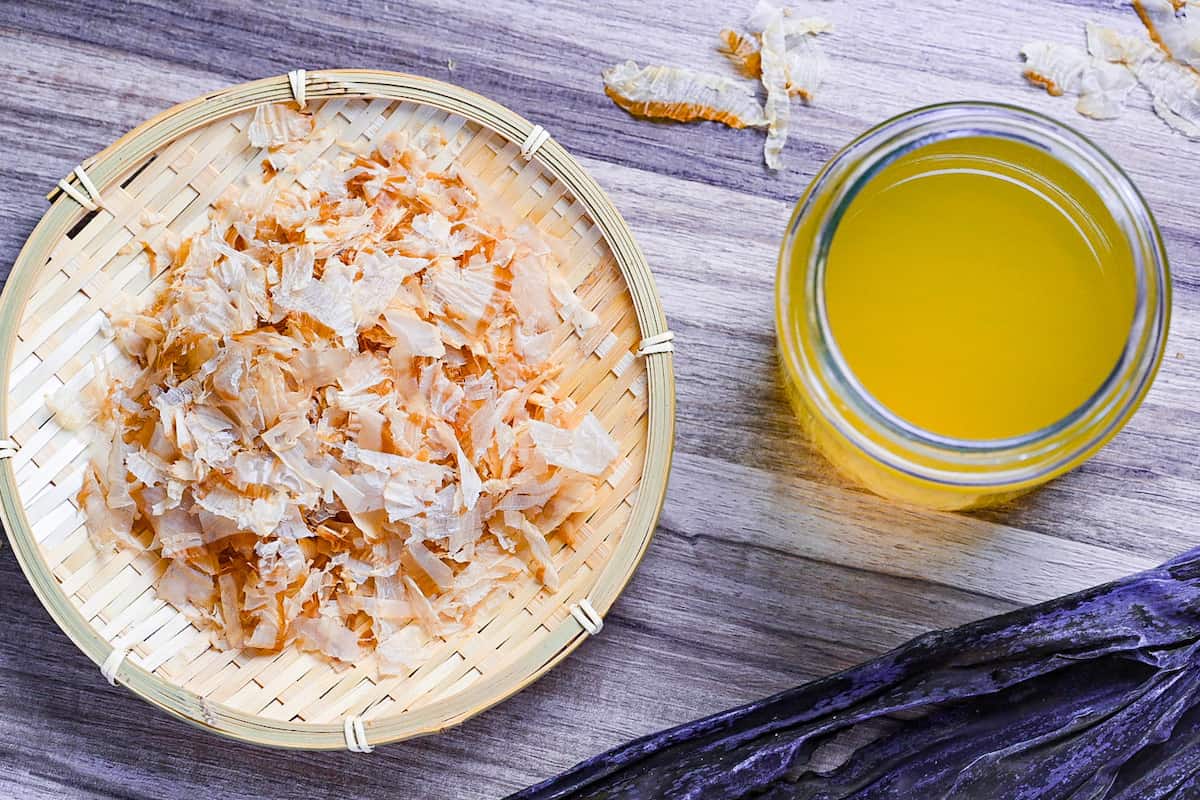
602 1 834 171
1021 0 1200 138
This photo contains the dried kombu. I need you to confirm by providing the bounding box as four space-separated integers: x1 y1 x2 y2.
512 548 1200 799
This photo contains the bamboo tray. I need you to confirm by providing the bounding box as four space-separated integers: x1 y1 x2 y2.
0 69 674 750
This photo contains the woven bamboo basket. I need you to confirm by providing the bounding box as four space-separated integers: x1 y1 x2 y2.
0 69 674 750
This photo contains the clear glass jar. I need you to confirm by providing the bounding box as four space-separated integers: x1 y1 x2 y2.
775 102 1171 510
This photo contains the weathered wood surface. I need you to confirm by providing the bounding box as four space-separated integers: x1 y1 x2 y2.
1 0 1198 797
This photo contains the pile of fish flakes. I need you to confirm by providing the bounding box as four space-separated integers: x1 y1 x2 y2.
61 102 619 676
602 0 833 170
1021 0 1200 138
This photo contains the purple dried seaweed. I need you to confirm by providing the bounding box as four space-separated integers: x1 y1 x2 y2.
510 549 1200 800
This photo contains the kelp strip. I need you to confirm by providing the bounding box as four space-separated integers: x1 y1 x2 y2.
512 548 1200 799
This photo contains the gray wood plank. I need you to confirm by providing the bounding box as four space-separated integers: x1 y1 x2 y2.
1 0 1199 797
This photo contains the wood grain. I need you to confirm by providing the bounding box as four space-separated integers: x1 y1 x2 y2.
1 0 1198 797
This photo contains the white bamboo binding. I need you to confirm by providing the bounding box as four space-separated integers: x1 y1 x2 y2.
343 715 374 753
101 647 129 686
520 124 551 160
287 69 308 108
0 438 17 459
636 330 675 356
56 165 104 211
570 598 604 635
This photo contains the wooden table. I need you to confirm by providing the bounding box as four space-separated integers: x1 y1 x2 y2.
2 1 1197 797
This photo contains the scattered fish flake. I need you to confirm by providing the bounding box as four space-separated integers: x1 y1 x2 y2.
718 29 763 78
1088 22 1200 138
1021 41 1092 96
602 61 769 129
1134 0 1200 70
758 3 793 169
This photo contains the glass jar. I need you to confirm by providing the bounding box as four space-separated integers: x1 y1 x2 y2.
775 102 1171 510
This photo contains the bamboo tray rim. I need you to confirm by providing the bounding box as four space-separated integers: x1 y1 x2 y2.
0 69 675 750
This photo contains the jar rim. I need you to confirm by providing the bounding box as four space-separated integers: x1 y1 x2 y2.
776 101 1171 488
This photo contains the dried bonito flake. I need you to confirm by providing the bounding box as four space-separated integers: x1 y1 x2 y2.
247 102 314 148
1133 0 1200 69
782 30 831 102
1021 41 1093 96
1019 2 1200 137
758 6 792 170
751 1 833 168
1020 41 1137 119
1089 22 1200 137
1076 60 1139 119
718 29 763 78
61 103 620 676
602 62 769 129
602 1 835 171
